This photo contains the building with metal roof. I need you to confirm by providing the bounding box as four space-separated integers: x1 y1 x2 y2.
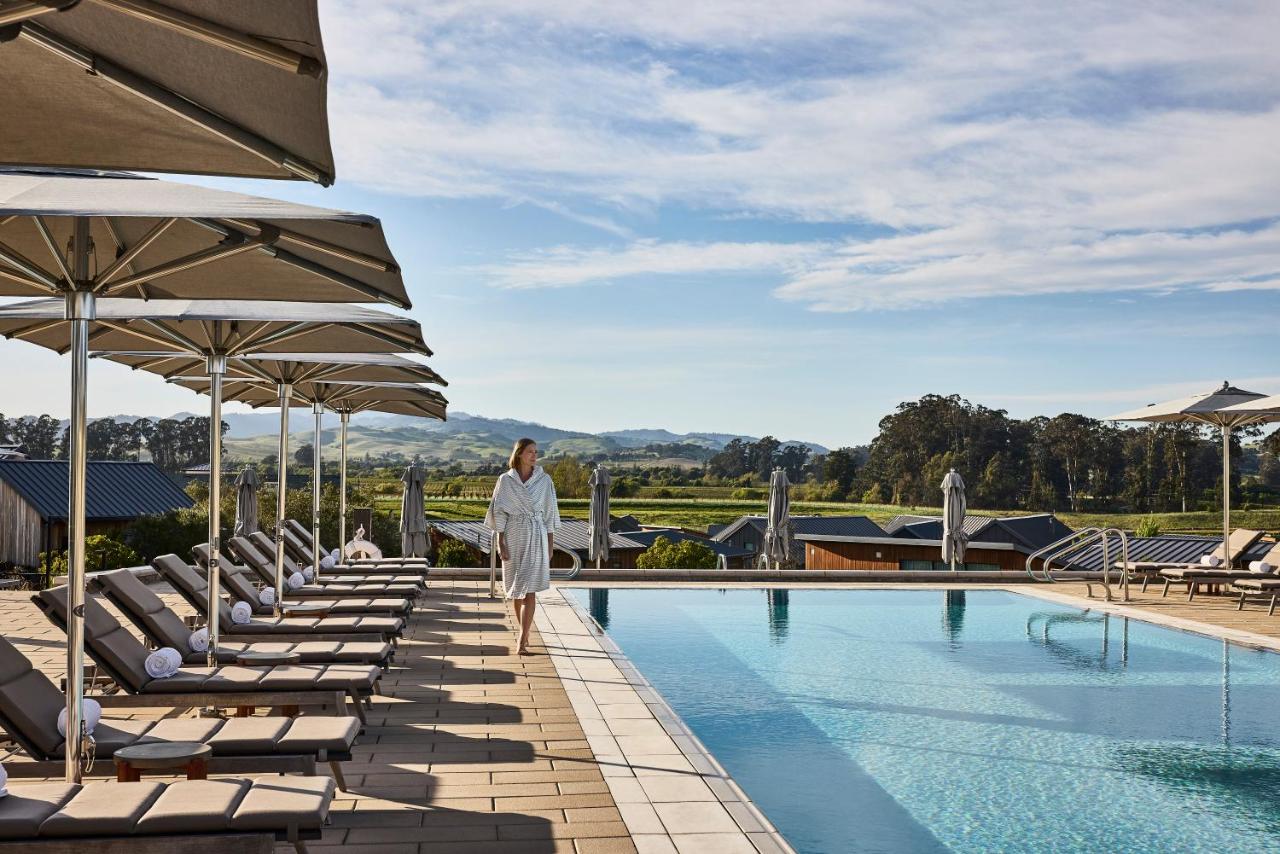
0 460 195 567
430 519 648 569
1053 534 1274 572
887 513 1073 554
711 515 889 566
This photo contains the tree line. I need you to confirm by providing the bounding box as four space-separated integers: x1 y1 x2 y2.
0 413 226 473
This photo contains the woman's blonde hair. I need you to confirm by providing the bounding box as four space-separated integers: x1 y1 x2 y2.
508 437 537 471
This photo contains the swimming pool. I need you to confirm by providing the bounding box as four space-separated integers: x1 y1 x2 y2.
568 588 1280 854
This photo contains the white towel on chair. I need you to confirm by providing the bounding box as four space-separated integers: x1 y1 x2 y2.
0 761 7 798
287 571 305 591
1249 560 1274 574
320 554 335 572
57 698 101 737
231 601 253 624
258 587 276 607
187 627 209 653
302 567 315 582
330 548 341 562
144 647 181 679
1200 553 1224 567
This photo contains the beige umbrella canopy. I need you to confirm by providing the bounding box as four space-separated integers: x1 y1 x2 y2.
1110 382 1275 564
0 1 334 183
105 350 444 385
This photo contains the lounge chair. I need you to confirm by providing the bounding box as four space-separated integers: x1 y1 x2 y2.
1114 529 1264 594
191 545 412 617
0 775 333 853
228 535 421 597
93 568 393 668
1156 530 1267 599
33 586 375 722
1229 542 1280 614
286 519 429 569
0 635 357 788
152 555 404 644
250 529 423 586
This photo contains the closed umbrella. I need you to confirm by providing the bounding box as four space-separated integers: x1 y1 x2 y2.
0 169 413 782
763 468 793 569
1 1 334 183
233 466 260 537
400 465 428 558
1110 382 1274 566
588 465 612 568
941 468 968 573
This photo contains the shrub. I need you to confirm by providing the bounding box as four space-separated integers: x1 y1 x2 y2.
436 538 478 568
1134 516 1162 538
730 488 764 501
636 536 718 570
40 534 141 576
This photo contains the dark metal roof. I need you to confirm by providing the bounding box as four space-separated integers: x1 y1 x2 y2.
0 460 194 521
1057 535 1276 572
712 515 887 542
431 519 645 555
888 513 1072 553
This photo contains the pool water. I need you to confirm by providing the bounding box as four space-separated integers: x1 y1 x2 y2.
569 588 1280 854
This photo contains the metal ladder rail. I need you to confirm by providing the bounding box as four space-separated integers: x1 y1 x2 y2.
1026 527 1102 583
1086 527 1131 603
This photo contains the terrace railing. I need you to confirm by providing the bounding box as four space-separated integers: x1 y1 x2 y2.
1026 526 1131 602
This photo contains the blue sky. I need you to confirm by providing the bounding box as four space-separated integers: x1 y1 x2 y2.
3 0 1278 447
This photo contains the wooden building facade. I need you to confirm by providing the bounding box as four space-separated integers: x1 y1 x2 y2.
800 536 1030 572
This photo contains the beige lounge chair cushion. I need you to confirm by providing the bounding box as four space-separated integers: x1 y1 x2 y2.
134 779 251 833
137 717 224 745
275 716 360 754
90 719 152 755
203 717 292 755
39 781 164 837
0 783 78 838
229 775 334 832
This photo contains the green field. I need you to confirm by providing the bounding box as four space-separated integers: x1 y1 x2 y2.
375 494 1280 535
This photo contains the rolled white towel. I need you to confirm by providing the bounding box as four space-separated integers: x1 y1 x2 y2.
231 601 253 624
188 627 209 653
320 554 336 572
0 760 7 798
302 567 315 582
330 547 341 562
1249 560 1275 574
258 587 276 607
57 698 102 737
287 571 305 591
144 647 182 679
1200 553 1224 567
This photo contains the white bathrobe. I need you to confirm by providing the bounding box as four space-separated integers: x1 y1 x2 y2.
486 466 561 599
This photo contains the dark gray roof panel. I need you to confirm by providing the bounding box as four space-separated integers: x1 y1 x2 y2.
1058 535 1274 572
713 515 886 542
0 460 194 521
621 529 753 558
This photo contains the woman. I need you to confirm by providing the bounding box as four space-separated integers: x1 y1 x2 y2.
486 437 560 655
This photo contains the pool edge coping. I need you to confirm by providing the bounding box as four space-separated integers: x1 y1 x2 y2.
538 587 798 854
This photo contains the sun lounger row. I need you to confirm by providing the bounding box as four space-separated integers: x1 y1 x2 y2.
229 535 422 596
0 776 333 853
284 519 431 570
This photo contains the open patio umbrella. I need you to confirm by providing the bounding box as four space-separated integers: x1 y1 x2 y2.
176 376 447 568
233 465 260 537
0 1 334 183
1110 382 1274 566
0 297 425 663
400 464 428 558
111 352 440 598
588 465 611 569
941 468 968 573
0 170 412 780
763 468 793 570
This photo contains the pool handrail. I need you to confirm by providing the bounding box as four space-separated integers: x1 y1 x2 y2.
1026 526 1131 602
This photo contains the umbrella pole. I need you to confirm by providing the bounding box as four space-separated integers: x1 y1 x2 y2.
205 355 226 666
63 227 92 783
339 412 349 559
274 383 291 611
1222 424 1231 563
312 402 323 579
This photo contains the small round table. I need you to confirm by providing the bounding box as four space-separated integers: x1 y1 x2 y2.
280 602 331 619
114 741 211 782
234 650 302 716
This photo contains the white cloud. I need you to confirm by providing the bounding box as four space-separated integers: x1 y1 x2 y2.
317 1 1280 310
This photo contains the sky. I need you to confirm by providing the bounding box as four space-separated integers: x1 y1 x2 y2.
2 0 1278 448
